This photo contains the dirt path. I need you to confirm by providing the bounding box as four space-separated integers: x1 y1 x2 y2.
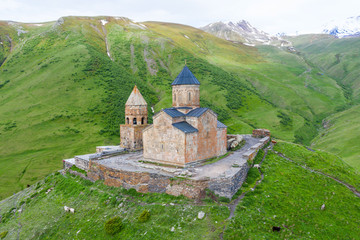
275 151 360 198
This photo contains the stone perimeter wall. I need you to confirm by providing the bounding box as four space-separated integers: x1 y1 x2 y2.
86 161 207 199
68 136 270 199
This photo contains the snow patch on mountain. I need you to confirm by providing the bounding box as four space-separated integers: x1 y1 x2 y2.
323 16 360 38
201 20 291 47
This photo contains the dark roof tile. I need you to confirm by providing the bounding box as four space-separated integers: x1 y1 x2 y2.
174 106 192 110
217 120 227 128
171 66 200 85
163 108 185 118
186 108 209 117
172 121 198 133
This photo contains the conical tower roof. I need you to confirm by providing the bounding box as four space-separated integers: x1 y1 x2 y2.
125 85 147 106
171 65 200 85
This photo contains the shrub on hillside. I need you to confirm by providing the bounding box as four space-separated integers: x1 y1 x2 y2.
219 196 231 203
104 216 123 235
138 210 150 223
0 231 8 239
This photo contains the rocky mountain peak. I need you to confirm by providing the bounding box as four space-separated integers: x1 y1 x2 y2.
201 20 291 47
323 16 360 38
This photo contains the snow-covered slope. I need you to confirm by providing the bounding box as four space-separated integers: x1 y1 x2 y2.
201 20 291 47
323 16 360 38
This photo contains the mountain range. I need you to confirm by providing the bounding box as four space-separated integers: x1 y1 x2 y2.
200 20 291 46
323 16 360 38
201 16 360 45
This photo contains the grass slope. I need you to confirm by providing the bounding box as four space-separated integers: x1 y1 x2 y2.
290 34 360 103
312 105 360 170
226 144 360 239
290 34 360 169
0 141 359 239
0 20 115 199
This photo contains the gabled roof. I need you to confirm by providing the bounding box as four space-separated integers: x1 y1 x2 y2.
172 121 198 133
174 106 192 110
163 108 185 118
125 85 147 106
186 108 209 117
217 120 227 128
171 65 200 86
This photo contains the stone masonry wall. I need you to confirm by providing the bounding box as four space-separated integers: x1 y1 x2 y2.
125 105 148 125
75 157 89 170
192 111 219 162
208 164 249 199
216 128 227 157
87 160 208 199
252 129 271 138
172 85 200 108
143 112 186 166
120 124 147 150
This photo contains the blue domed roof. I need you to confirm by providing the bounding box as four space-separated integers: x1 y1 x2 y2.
171 65 200 85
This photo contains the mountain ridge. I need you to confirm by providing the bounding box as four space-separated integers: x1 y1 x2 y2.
200 20 291 46
323 16 360 38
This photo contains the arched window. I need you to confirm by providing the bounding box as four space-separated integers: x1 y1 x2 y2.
174 93 176 101
188 92 191 101
126 117 129 124
133 118 137 125
141 117 145 125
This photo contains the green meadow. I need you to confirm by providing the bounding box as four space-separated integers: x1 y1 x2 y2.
0 141 359 239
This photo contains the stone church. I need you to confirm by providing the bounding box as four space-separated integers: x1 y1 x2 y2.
121 65 227 167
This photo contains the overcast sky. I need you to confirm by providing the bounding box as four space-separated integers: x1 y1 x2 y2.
0 0 359 34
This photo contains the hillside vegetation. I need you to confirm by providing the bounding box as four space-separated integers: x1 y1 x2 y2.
0 141 359 239
290 34 360 103
312 105 360 170
290 34 360 169
0 16 352 200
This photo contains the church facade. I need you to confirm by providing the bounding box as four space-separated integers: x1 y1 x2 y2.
142 66 227 166
120 66 227 166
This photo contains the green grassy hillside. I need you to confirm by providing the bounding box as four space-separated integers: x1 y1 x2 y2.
0 141 359 239
0 16 351 200
312 105 360 170
290 34 360 103
143 22 347 143
290 34 360 169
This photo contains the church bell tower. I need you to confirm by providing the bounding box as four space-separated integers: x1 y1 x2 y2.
120 86 148 150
